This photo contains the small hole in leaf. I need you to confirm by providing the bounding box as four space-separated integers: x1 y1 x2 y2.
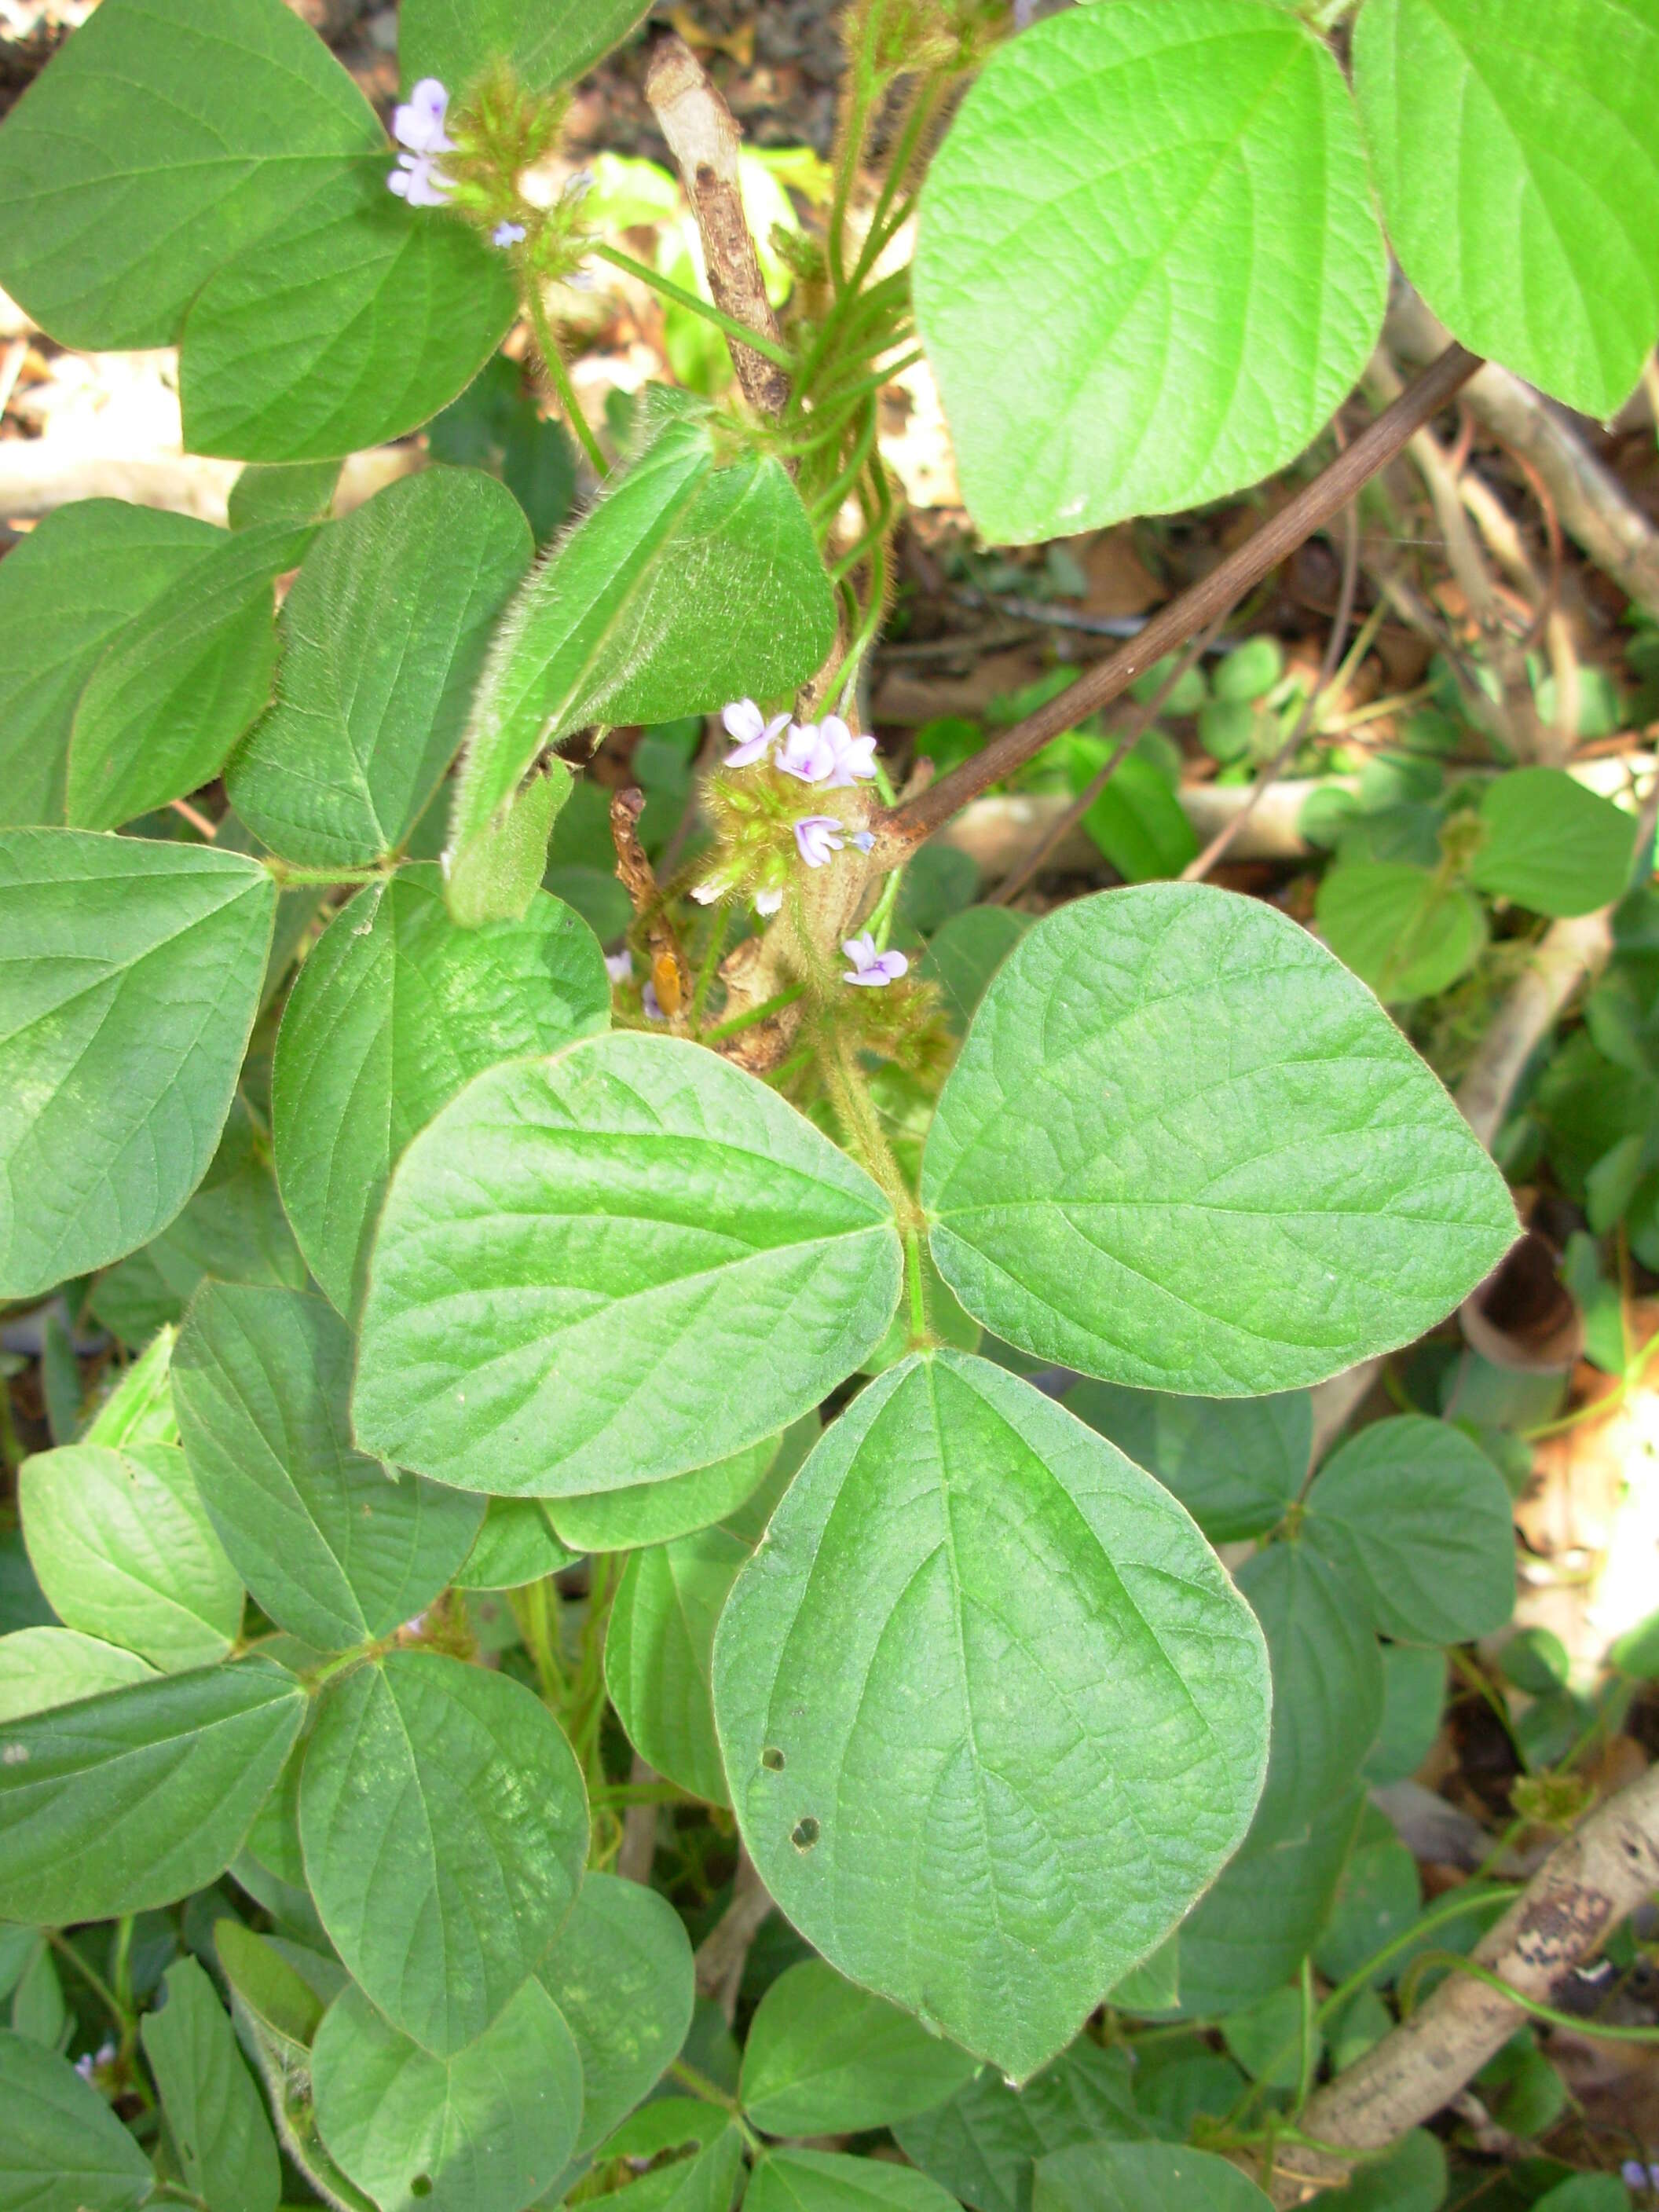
761 1747 786 1772
410 2180 434 2199
791 1816 819 1851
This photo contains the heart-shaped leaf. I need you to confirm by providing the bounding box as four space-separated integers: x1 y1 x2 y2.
923 884 1517 1394
539 1872 695 2155
713 1350 1269 2079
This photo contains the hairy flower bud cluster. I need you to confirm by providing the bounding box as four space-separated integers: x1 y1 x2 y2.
385 72 593 282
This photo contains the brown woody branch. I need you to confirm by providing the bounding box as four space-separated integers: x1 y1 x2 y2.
870 343 1483 862
1265 1762 1659 2205
645 35 791 418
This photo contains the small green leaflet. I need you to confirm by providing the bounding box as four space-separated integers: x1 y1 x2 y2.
172 1282 483 1652
602 2127 745 2212
1353 0 1659 417
20 1441 244 1671
1035 2142 1271 2212
549 1428 790 1552
0 1656 306 1925
272 869 610 1316
1061 1383 1309 1542
229 460 342 530
922 884 1517 1394
1471 767 1639 918
1314 1804 1422 1987
312 1975 583 2212
605 1525 749 1806
747 2152 963 2212
1364 1646 1447 1786
0 831 276 1298
66 521 315 831
912 0 1385 540
454 1498 578 1590
1174 1791 1363 2016
353 1034 901 1495
400 0 650 95
892 2042 1145 2212
741 1959 981 2137
1236 1541 1382 1841
141 1956 282 2212
0 0 381 350
181 165 517 462
1303 1413 1517 1644
1078 756 1197 884
298 1651 588 2054
448 401 834 906
1314 861 1487 1002
0 2027 155 2212
0 500 218 829
0 1628 154 1723
539 1871 696 2154
229 470 532 869
713 1350 1269 2080
917 907 1032 1035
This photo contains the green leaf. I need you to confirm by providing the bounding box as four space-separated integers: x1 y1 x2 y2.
448 760 571 928
272 868 609 1316
215 1921 328 2056
1304 1415 1517 1644
1078 756 1198 884
894 2045 1146 2212
0 2027 154 2212
453 1498 577 1590
312 1973 582 2212
1530 2177 1629 2212
1352 0 1659 416
89 1108 306 1349
228 471 530 869
141 1956 281 2212
1061 1383 1309 1542
1472 767 1639 917
911 0 1385 541
20 1442 244 1670
917 907 1032 1035
606 1535 744 1806
1315 862 1487 1002
181 167 516 462
539 1870 695 2154
1318 2130 1446 2212
0 501 219 829
1237 1541 1382 1840
1220 1984 1322 2091
0 0 381 350
1035 2143 1270 2212
0 1627 155 1721
749 2152 962 2212
229 460 342 531
10 1934 67 2049
66 522 314 832
1362 1646 1446 1785
400 0 650 94
713 1350 1269 2080
1174 1792 1362 2016
448 402 834 901
299 1651 588 2054
741 1959 980 2137
0 1655 306 1924
1313 1806 1422 1987
596 2103 731 2162
599 2126 744 2212
354 1033 901 1495
0 830 275 1298
548 1426 796 1552
922 884 1516 1394
83 1327 179 1448
173 1283 484 1652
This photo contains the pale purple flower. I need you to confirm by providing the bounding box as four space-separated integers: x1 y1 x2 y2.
563 168 596 205
492 219 526 248
389 78 456 206
795 816 844 868
1621 2163 1659 2191
842 933 908 987
754 886 783 916
1013 0 1042 25
851 830 875 852
75 2040 117 2082
777 720 837 783
821 716 879 789
394 79 456 156
722 698 789 767
605 949 633 984
642 980 666 1020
